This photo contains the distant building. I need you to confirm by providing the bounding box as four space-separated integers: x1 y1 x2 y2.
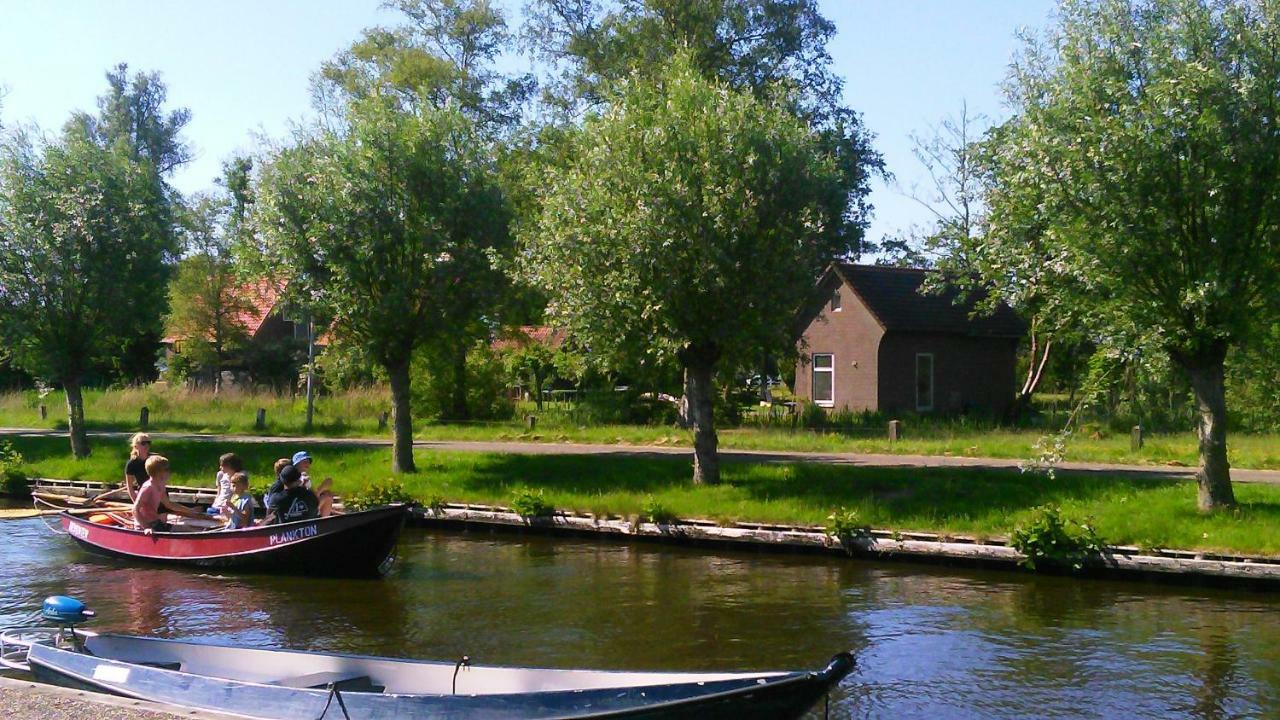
162 280 314 389
793 264 1024 416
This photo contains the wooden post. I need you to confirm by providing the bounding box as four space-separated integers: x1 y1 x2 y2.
1131 425 1143 452
139 406 149 429
888 420 902 442
255 408 266 431
38 404 47 420
525 414 537 431
378 411 389 430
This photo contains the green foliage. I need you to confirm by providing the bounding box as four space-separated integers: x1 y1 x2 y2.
1009 505 1106 572
523 53 847 373
253 97 509 472
412 341 515 422
0 440 28 495
0 113 175 457
985 0 1280 507
346 479 415 510
641 495 677 524
825 507 871 552
509 487 554 518
164 191 254 388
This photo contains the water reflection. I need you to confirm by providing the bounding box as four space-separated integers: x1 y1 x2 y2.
1 516 1278 719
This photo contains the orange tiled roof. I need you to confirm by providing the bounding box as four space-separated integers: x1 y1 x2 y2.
492 325 568 352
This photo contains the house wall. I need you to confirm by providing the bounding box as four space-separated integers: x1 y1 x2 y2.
876 333 1017 417
794 280 884 411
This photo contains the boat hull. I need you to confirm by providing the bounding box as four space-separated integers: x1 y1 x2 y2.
28 636 853 720
59 505 408 577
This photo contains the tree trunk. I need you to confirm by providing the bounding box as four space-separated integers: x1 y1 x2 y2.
1178 349 1236 511
533 368 545 412
387 360 416 473
64 378 90 459
449 344 469 421
680 343 721 485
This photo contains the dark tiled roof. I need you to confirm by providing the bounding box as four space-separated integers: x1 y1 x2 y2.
832 264 1025 338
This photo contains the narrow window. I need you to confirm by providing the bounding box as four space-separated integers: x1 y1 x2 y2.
812 353 834 407
831 290 842 312
916 353 934 412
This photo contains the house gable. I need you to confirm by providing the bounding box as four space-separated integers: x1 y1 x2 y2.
793 271 884 412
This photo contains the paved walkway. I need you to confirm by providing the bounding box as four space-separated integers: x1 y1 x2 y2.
4 427 1278 485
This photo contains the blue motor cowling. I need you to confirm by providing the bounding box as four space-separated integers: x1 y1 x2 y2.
42 596 94 625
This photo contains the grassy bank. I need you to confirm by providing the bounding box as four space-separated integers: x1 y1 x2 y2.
5 387 1280 470
9 436 1280 557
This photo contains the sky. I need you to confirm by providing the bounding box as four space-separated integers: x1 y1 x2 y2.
0 0 1058 247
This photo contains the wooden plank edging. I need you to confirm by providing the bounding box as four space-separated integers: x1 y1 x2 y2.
413 503 1280 585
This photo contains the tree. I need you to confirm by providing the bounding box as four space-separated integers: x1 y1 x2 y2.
0 126 170 457
254 98 507 473
70 64 190 384
522 55 847 484
524 0 881 400
317 0 533 134
988 0 1280 510
164 190 255 392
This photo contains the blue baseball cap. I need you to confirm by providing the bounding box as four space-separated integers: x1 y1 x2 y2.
291 451 312 465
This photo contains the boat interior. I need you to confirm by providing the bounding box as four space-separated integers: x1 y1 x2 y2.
81 633 789 696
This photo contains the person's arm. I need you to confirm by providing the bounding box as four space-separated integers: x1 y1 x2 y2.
125 473 141 501
161 496 204 519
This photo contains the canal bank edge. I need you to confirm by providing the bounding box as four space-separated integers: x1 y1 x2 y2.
410 504 1280 589
12 478 1280 589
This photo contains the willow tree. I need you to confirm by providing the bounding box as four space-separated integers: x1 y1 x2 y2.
522 56 846 484
0 126 169 458
988 0 1280 510
254 99 505 473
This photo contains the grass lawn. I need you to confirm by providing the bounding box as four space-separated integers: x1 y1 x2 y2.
9 435 1280 557
5 387 1280 470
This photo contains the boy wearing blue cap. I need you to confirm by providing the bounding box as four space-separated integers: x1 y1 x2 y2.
288 450 335 516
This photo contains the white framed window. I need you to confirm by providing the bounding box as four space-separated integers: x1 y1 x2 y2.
812 353 834 407
831 290 842 312
916 353 934 412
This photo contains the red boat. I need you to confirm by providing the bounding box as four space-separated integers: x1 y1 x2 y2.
58 505 409 577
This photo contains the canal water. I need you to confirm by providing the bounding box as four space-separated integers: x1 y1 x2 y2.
1 513 1277 719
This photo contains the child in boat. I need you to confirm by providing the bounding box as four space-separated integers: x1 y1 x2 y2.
133 455 205 534
264 458 292 515
208 453 243 516
222 472 255 530
263 465 319 524
290 450 335 517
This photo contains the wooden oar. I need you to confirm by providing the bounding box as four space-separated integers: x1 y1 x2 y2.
0 505 134 520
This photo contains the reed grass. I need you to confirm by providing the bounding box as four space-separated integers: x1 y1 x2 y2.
9 435 1280 557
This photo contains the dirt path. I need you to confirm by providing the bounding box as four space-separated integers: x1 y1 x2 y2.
4 426 1278 485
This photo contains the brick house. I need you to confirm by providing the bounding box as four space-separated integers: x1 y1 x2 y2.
793 263 1024 416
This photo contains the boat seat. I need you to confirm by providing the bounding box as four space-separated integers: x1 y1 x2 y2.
272 670 381 692
140 661 182 671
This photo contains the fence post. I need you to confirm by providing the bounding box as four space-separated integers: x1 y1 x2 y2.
1131 424 1143 452
39 404 47 420
525 414 537 431
255 408 266 431
139 406 149 429
888 419 902 443
378 411 389 431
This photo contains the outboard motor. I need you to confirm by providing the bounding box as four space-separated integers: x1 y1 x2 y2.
42 596 95 625
42 595 93 650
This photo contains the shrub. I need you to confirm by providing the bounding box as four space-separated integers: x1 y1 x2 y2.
825 507 871 553
412 342 515 422
509 487 554 518
346 479 415 510
641 495 677 524
0 440 28 495
1009 505 1106 571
